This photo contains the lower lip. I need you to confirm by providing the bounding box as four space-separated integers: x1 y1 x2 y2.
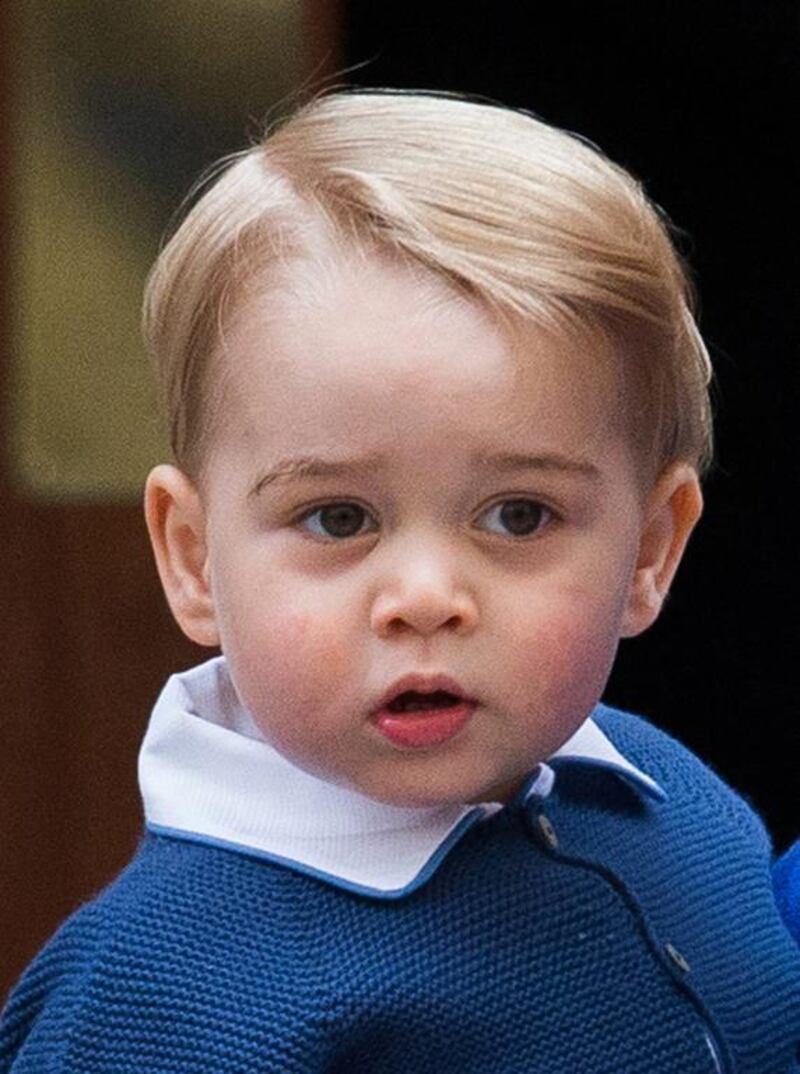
373 702 476 748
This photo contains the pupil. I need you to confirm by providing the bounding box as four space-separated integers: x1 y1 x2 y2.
321 503 364 537
500 500 542 536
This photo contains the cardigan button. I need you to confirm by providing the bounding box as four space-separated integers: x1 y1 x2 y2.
531 811 559 851
664 941 691 973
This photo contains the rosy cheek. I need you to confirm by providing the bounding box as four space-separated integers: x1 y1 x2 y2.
511 595 614 684
281 611 354 682
283 611 314 642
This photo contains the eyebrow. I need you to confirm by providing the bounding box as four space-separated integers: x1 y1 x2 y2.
249 453 383 497
249 450 602 497
476 451 602 481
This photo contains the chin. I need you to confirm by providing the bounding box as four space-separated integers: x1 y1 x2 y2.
353 778 481 811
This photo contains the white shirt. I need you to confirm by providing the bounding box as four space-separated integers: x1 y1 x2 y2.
139 655 666 897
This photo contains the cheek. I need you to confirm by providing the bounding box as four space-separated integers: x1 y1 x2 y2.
279 611 353 675
498 590 624 759
226 604 355 712
506 586 625 695
228 605 360 772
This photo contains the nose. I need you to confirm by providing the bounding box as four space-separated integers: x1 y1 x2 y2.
369 544 479 638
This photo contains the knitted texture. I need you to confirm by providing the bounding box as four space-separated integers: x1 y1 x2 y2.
774 842 800 947
2 706 799 1074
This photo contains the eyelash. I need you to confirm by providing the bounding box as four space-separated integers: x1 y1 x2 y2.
291 498 557 543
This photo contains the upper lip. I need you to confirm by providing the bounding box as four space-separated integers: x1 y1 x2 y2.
373 673 478 713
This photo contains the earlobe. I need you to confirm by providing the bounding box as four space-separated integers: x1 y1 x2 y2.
143 464 220 647
621 462 704 638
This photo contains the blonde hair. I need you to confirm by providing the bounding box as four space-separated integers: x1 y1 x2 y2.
142 87 713 488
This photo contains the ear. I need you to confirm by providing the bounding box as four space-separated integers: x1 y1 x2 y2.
620 462 704 638
143 464 220 647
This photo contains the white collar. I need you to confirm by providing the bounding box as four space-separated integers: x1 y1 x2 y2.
139 656 665 898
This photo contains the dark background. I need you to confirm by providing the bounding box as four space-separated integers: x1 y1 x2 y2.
341 2 798 852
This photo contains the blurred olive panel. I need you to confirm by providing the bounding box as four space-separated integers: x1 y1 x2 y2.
9 0 306 501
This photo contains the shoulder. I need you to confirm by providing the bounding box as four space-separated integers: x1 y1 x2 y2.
92 831 337 960
592 700 752 801
0 889 109 1068
591 701 771 849
1 834 339 1070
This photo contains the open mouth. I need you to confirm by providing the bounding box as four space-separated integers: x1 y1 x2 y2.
386 690 462 713
374 691 476 748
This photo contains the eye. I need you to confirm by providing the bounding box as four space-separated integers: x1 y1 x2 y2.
479 498 553 538
296 502 375 540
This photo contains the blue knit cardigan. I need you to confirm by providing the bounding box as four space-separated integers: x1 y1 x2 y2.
2 705 798 1074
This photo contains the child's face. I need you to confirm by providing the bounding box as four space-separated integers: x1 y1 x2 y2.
150 250 698 808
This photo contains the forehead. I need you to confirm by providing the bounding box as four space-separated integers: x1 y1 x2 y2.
213 249 626 466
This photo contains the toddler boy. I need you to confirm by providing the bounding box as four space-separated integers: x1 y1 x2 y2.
1 88 798 1073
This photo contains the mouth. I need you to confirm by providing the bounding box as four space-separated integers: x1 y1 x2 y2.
372 678 478 749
